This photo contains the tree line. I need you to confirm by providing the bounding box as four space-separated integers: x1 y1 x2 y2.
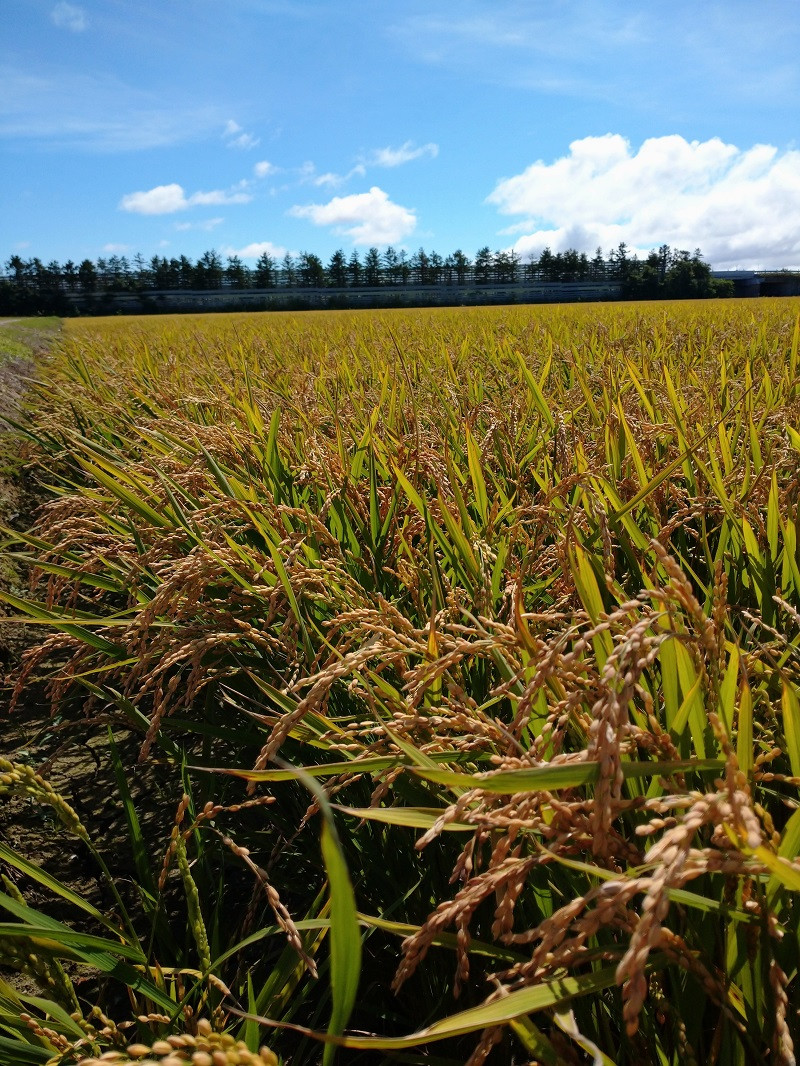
0 243 732 315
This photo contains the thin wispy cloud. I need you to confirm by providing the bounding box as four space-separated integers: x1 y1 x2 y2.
294 141 437 193
289 186 417 245
223 119 260 150
365 141 439 168
51 2 87 32
396 7 645 56
390 6 645 83
488 133 800 269
313 165 366 188
174 217 225 232
120 183 252 215
390 2 800 112
0 64 225 151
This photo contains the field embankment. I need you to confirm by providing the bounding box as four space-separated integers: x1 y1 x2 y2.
0 316 60 650
1 300 800 1065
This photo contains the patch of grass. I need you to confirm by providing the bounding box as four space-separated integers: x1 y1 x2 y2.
0 316 60 349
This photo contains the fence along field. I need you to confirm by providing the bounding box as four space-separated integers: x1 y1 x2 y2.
1 298 800 1064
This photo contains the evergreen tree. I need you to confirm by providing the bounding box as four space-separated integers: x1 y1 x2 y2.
474 246 492 284
591 247 605 280
327 249 347 287
78 259 97 292
63 260 78 291
429 251 444 285
383 246 399 285
364 247 381 286
255 252 277 288
411 247 430 285
132 252 148 288
196 250 224 288
347 250 362 287
226 255 249 288
298 252 324 287
538 247 555 281
178 255 194 289
451 249 470 284
281 253 297 287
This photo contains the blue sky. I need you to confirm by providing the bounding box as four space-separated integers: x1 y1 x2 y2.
4 0 800 269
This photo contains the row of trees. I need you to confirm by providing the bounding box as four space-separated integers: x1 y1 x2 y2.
1 244 731 314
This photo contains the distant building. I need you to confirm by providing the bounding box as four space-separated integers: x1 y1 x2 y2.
712 270 800 297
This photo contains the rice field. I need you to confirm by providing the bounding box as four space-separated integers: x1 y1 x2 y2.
2 298 800 1065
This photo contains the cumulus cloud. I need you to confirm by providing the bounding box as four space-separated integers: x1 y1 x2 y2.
119 183 252 215
223 119 260 150
289 186 417 246
254 160 277 178
120 184 187 215
366 141 439 168
487 133 800 269
226 240 289 260
51 2 87 31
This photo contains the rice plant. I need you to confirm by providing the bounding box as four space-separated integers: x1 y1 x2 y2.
1 299 800 1064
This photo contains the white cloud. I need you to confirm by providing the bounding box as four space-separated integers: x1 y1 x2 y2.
102 242 130 253
313 165 366 188
488 134 800 269
223 119 259 150
120 184 188 215
254 160 277 178
0 64 225 151
119 183 252 215
225 241 288 261
190 188 252 207
174 217 224 232
289 186 416 246
230 133 260 150
51 2 87 32
366 141 439 168
286 144 433 195
390 5 800 111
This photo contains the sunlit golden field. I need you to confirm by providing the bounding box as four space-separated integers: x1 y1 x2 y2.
3 297 800 1065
